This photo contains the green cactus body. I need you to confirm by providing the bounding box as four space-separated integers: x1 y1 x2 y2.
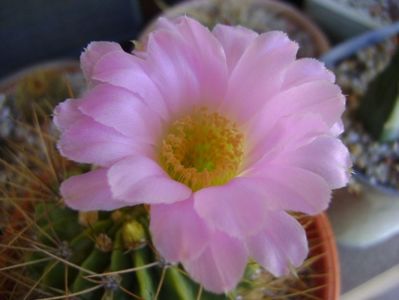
24 203 232 300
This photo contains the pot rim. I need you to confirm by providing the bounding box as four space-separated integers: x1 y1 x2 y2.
140 0 330 56
321 22 399 196
310 213 340 300
0 59 80 94
322 22 399 68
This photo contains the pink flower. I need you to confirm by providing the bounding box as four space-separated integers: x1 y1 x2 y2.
54 17 350 293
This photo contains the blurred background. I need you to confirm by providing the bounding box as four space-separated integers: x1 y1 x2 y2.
0 0 306 78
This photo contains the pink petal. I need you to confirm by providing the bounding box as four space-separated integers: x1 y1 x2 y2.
246 211 308 277
246 113 329 168
330 120 344 136
245 80 345 163
183 230 247 294
146 17 228 115
77 84 162 143
212 24 258 72
282 58 335 89
53 98 84 131
80 41 122 82
58 116 150 166
107 156 192 204
223 31 298 122
194 178 269 238
266 80 345 128
278 136 351 189
245 164 331 215
61 168 127 211
92 50 169 119
150 198 209 262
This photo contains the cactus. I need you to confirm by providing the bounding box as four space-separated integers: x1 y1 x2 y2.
0 111 328 300
13 69 70 122
357 46 399 142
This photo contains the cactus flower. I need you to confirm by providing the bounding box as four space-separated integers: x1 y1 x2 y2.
54 17 350 293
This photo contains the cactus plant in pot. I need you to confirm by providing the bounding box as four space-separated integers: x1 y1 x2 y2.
141 0 330 58
323 22 399 247
0 16 350 299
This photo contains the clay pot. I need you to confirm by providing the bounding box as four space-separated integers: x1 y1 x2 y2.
141 0 330 58
308 213 340 300
301 213 340 300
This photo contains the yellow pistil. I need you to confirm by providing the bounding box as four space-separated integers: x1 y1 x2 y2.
159 107 244 191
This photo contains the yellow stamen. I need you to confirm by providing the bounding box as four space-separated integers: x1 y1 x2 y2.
159 107 244 191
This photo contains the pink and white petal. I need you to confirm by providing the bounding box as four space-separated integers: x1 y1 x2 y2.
282 58 335 89
150 198 209 262
245 81 345 163
172 17 228 104
183 230 247 294
330 120 344 136
61 168 127 211
92 50 169 119
279 136 351 189
247 211 308 277
245 164 331 215
53 98 84 131
58 116 150 166
107 156 191 205
245 113 330 169
194 178 269 238
146 17 228 114
77 84 162 142
212 24 258 72
145 31 201 115
223 31 298 122
266 80 345 128
80 41 122 82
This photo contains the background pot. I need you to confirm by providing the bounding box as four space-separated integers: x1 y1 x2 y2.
305 0 398 41
141 0 329 58
322 22 399 247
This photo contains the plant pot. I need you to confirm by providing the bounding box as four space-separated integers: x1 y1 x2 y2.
141 0 329 58
0 60 83 146
306 213 340 300
322 22 399 247
305 0 397 41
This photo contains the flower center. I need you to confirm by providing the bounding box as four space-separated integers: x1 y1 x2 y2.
159 108 244 191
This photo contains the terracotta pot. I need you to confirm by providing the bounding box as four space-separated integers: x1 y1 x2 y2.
141 0 330 58
307 213 341 300
307 213 340 300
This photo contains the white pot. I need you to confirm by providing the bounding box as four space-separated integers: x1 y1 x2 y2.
329 184 399 247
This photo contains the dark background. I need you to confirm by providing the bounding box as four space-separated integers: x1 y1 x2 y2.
0 0 303 79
